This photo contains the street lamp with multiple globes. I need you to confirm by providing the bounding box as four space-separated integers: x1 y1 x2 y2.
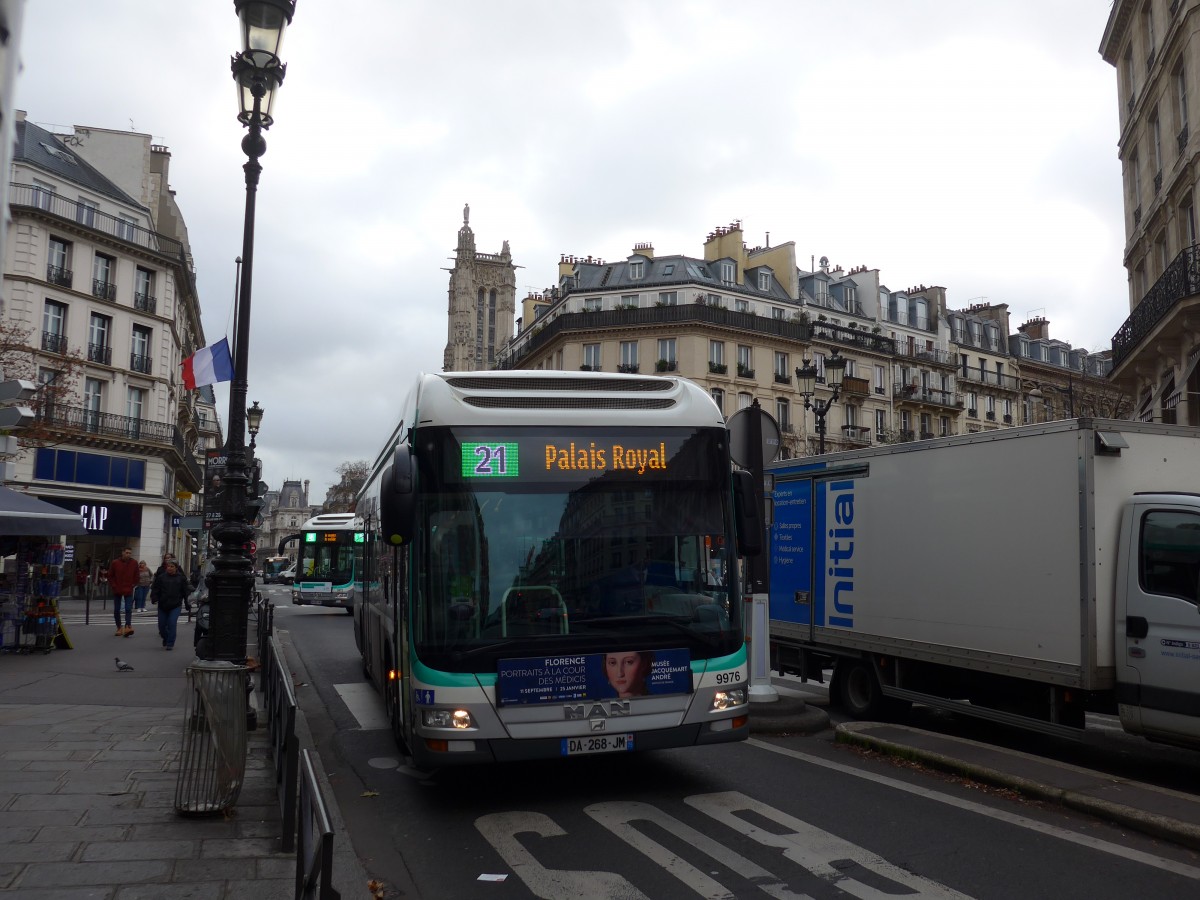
1025 377 1075 422
206 0 295 662
795 349 848 455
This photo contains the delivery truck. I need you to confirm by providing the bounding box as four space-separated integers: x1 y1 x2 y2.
767 418 1200 749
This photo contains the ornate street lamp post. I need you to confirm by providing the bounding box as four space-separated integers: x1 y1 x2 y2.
1025 377 1075 423
795 349 848 455
206 0 294 662
247 401 264 452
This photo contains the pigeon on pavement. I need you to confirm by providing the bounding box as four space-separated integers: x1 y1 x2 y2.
115 657 134 671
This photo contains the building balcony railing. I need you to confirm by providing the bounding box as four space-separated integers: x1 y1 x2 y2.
896 344 956 366
130 353 152 374
709 362 728 374
840 375 870 398
893 383 961 408
9 182 184 258
1112 243 1200 369
1179 123 1190 156
617 363 639 374
46 264 72 287
134 291 157 313
87 342 112 365
41 331 67 354
496 303 896 369
736 364 755 378
92 279 116 301
957 366 1021 390
1134 205 1143 227
654 359 677 372
1154 169 1163 194
841 425 872 446
773 372 791 385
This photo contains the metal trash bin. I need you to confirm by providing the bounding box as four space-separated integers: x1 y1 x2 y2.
175 659 249 816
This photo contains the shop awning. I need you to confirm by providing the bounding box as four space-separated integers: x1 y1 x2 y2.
0 486 88 536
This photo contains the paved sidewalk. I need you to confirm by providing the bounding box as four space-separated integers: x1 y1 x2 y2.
0 604 367 899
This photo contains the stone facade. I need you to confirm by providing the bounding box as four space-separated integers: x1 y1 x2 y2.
443 204 516 371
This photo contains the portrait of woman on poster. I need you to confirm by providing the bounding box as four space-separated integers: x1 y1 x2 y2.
605 650 653 698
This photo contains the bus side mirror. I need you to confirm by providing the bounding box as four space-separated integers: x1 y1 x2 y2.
732 469 764 557
380 446 415 546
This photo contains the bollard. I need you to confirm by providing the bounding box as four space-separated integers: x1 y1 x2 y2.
174 659 249 816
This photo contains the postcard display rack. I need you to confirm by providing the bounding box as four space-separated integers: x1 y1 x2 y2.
0 541 65 654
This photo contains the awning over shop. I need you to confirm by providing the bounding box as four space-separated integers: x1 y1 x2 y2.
0 486 88 536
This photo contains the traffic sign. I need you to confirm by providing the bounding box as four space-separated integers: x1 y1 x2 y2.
727 406 782 468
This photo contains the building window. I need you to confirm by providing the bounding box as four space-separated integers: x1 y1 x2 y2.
584 297 602 312
42 300 67 353
874 364 886 394
621 294 639 308
709 340 725 366
658 291 677 305
875 408 887 440
32 178 55 211
772 307 784 320
76 197 97 228
83 377 104 432
737 345 753 376
629 260 644 279
737 392 752 410
774 351 789 382
735 298 750 313
813 351 826 383
582 343 601 370
707 293 722 307
662 264 674 276
710 388 724 414
1176 63 1189 143
920 413 932 438
117 214 137 242
131 325 152 374
88 313 112 365
939 415 950 437
758 272 771 291
135 267 156 312
92 253 116 301
776 398 790 431
126 387 145 428
967 391 978 415
657 338 676 365
619 340 638 372
721 262 735 284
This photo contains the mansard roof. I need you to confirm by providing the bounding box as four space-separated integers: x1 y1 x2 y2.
14 120 148 211
567 253 793 302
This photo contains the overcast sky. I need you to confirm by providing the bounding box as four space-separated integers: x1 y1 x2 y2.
15 1 1127 500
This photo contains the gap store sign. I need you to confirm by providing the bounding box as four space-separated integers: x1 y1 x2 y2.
38 496 143 537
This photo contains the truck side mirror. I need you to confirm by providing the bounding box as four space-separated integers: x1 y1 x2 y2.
732 469 764 557
379 445 415 546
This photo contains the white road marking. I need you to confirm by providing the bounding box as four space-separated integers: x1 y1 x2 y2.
747 738 1200 881
475 811 649 900
333 682 389 730
686 792 969 900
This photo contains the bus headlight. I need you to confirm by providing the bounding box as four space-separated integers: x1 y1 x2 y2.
711 688 746 711
422 708 474 729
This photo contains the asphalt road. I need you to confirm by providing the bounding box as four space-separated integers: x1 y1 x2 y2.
257 584 1200 900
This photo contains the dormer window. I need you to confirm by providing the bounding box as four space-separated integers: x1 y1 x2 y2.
758 272 771 291
662 263 674 276
721 262 735 284
629 260 644 279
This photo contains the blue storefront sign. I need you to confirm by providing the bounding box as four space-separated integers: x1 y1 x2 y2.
496 647 692 706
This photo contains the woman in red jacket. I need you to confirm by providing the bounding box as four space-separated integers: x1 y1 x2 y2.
108 547 140 637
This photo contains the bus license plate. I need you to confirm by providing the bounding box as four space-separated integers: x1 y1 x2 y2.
562 734 635 756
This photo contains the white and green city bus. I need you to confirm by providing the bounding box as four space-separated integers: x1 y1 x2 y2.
289 512 363 613
354 370 762 767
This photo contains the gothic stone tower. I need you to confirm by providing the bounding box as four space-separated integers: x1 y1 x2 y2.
444 204 516 371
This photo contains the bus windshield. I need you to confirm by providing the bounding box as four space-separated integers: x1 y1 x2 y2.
263 558 288 579
297 535 360 588
412 425 740 671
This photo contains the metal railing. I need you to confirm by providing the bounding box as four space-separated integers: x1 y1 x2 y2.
957 366 1021 390
1112 243 1200 368
130 353 152 374
10 182 184 257
35 402 174 443
893 383 962 408
264 630 298 854
41 331 67 354
91 279 116 301
134 291 157 313
46 264 72 287
87 342 112 365
297 749 340 900
497 304 896 368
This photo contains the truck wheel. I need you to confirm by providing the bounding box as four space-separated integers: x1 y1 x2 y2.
835 658 886 719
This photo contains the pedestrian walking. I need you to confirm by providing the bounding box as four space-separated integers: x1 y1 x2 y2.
133 561 153 613
151 559 189 650
108 548 139 637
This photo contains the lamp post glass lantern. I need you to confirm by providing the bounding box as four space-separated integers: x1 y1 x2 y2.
796 349 846 455
206 0 294 663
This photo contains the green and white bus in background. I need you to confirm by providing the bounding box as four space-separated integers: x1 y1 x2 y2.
288 512 363 613
354 370 762 767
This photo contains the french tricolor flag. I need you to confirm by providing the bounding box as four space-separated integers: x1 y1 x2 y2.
181 338 234 390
